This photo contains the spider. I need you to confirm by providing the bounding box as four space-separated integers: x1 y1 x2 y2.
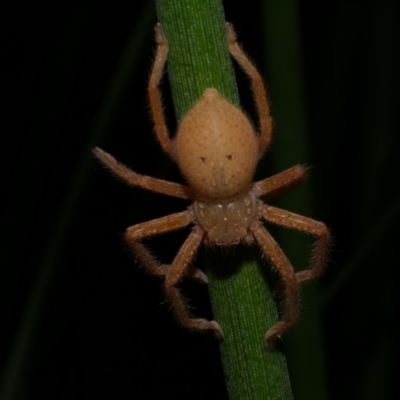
93 23 330 350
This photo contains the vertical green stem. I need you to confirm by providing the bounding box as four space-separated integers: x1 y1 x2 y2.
155 1 292 399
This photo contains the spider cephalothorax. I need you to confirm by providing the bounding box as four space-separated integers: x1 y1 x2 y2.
94 23 330 349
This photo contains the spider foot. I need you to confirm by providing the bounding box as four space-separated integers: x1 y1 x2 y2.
209 320 223 338
265 322 284 351
187 266 208 284
190 319 223 338
154 23 166 46
93 147 116 166
225 22 237 44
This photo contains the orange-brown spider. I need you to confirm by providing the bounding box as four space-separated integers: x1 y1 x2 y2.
94 23 330 349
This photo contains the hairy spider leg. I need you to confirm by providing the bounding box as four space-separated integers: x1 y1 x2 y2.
226 23 273 158
164 225 222 336
93 147 194 199
125 210 207 283
127 215 219 333
259 205 330 284
148 23 176 159
253 165 307 201
250 221 298 350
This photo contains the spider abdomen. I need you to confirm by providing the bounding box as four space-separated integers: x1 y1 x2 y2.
176 88 258 200
194 192 256 245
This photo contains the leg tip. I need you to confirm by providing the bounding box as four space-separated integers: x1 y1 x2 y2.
154 23 166 45
265 322 284 351
192 269 209 284
225 22 237 43
186 265 208 283
92 147 116 166
265 335 278 352
192 318 223 338
209 320 224 339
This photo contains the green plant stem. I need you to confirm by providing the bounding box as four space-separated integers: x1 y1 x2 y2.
155 1 292 399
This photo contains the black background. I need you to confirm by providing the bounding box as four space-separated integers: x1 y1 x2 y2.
1 1 399 399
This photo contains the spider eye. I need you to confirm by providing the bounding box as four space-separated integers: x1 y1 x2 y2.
227 154 232 160
200 157 206 162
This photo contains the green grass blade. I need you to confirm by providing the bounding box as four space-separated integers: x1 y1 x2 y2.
155 1 293 399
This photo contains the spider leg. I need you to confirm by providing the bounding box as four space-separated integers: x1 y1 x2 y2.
93 147 194 199
226 23 273 158
165 226 223 336
250 221 298 350
253 165 306 201
259 205 330 284
148 23 176 159
125 210 207 283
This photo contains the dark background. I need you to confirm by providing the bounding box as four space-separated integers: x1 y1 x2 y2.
1 1 399 399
